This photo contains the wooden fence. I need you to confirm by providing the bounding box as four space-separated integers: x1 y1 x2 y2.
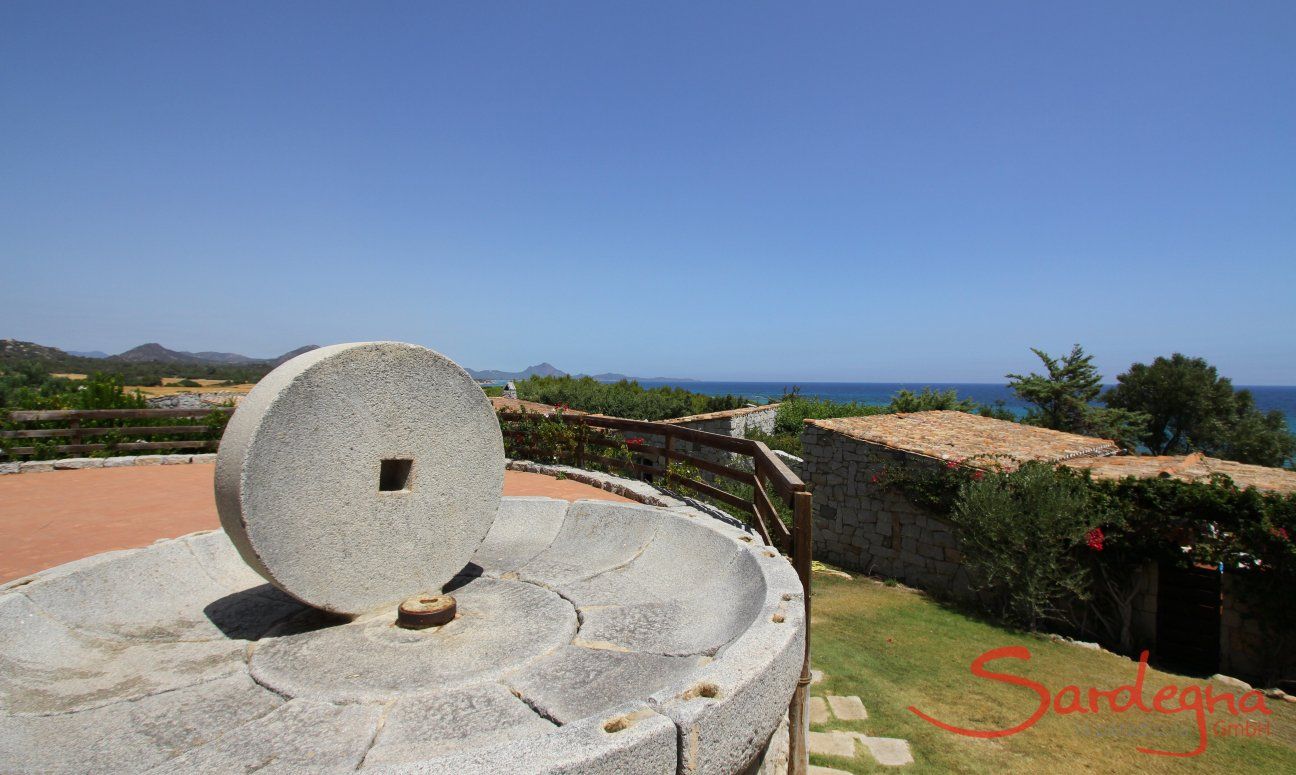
498 409 814 774
0 408 233 459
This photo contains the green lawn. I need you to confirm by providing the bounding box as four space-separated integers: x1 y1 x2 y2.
809 570 1296 774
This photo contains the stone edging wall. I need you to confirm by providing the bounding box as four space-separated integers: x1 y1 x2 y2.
1 453 218 475
801 423 972 597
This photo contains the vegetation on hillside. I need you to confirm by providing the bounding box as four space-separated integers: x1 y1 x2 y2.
0 340 274 387
515 375 746 421
0 363 146 411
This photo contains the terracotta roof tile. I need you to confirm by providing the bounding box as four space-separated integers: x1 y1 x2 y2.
807 410 1119 469
1062 453 1296 494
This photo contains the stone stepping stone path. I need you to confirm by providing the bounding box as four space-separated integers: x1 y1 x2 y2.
807 691 914 767
809 731 915 767
826 694 868 721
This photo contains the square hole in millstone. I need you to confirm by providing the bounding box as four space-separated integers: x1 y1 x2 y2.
379 459 414 492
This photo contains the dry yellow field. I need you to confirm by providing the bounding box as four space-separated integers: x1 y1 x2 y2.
131 383 257 397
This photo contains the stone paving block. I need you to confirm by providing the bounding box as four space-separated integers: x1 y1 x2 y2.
18 460 54 473
18 536 244 640
0 593 245 714
507 645 705 724
133 455 166 465
0 462 18 475
364 701 678 775
363 684 555 766
648 596 805 775
854 734 914 766
810 668 825 684
826 694 868 721
807 730 856 758
145 698 382 773
52 457 103 470
0 672 281 773
102 456 137 467
250 577 577 703
518 500 660 585
808 696 829 725
471 497 568 575
158 453 194 464
190 453 218 463
809 767 855 775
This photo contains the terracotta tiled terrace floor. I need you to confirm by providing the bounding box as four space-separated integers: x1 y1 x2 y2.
0 465 630 584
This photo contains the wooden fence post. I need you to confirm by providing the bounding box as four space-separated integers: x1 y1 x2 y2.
788 490 813 775
662 429 674 483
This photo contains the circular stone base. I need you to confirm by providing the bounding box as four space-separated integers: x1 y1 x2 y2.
0 496 804 774
250 577 578 702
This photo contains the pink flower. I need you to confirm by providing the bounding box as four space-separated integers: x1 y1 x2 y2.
945 460 958 469
1085 527 1105 552
1271 527 1291 542
870 474 881 484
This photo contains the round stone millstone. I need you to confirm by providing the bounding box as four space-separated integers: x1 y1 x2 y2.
214 342 504 615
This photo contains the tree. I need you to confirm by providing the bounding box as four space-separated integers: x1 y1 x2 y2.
888 387 976 413
1006 345 1147 450
1218 390 1296 468
1104 353 1295 466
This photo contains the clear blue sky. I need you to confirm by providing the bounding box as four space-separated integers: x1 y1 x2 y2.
2 2 1293 383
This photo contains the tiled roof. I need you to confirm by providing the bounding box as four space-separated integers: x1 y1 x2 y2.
490 397 587 416
807 410 1119 469
662 403 779 425
1062 452 1296 494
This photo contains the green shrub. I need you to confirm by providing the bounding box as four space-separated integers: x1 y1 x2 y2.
516 375 747 421
173 379 201 388
947 462 1104 631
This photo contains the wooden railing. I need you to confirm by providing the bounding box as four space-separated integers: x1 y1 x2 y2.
0 408 233 459
498 410 814 774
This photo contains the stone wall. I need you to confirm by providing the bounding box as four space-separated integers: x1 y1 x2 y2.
801 423 972 597
145 392 244 409
661 404 779 471
1220 573 1296 683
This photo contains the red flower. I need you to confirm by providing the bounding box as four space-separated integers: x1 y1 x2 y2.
870 474 881 484
945 460 959 469
1085 527 1105 552
1271 527 1291 542
972 471 984 481
626 437 644 446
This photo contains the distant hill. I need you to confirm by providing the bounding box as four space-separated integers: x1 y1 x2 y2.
109 342 317 366
273 345 320 366
0 339 72 363
466 362 695 383
467 362 568 381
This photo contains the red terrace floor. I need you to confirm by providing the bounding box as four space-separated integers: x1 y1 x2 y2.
0 464 630 584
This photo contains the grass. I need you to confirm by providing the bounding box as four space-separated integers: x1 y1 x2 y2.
809 569 1296 773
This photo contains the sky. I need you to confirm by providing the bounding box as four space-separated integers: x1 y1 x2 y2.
2 2 1293 383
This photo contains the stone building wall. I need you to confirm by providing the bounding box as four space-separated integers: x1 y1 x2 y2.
1220 573 1296 683
657 404 779 471
800 423 972 598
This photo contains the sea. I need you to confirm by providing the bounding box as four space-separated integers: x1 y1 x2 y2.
636 381 1296 432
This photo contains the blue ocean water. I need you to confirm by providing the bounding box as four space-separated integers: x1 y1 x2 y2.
637 381 1296 431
